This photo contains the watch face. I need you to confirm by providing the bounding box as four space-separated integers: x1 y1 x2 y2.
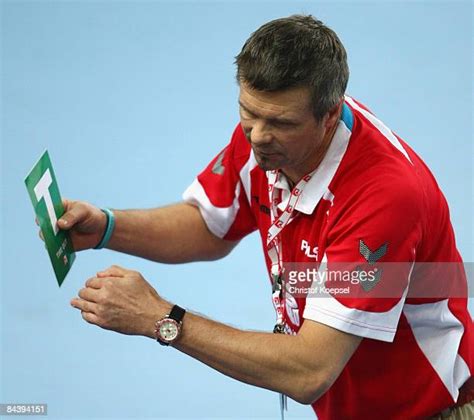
157 319 180 342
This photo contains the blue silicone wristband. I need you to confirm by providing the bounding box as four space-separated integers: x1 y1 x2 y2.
94 208 115 249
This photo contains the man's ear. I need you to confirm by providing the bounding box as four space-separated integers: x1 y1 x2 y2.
324 100 344 130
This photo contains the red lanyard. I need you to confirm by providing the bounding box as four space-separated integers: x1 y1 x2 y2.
266 170 314 333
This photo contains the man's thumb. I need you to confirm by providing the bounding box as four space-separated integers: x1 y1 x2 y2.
58 208 84 230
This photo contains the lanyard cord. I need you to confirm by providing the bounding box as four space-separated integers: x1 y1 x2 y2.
266 169 315 419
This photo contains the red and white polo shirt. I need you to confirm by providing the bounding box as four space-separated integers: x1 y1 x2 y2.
183 96 473 419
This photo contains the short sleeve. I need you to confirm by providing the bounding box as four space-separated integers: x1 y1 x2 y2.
182 125 257 241
303 178 423 342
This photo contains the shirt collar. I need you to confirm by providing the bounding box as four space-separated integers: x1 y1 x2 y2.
270 101 354 215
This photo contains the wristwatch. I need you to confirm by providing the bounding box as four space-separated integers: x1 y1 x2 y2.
154 305 186 346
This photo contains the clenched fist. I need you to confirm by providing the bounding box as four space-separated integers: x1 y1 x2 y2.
37 199 108 251
71 265 172 338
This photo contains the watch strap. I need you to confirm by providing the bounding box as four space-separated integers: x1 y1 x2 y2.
169 304 186 323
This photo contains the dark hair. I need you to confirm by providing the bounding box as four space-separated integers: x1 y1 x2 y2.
235 15 349 121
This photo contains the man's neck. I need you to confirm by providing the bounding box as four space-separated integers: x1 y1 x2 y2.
286 177 296 190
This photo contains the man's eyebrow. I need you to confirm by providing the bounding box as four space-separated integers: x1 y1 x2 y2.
238 101 255 115
238 100 299 125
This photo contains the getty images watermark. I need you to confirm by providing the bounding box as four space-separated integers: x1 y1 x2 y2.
282 262 474 299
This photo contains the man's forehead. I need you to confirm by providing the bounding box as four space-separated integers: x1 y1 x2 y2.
238 83 312 117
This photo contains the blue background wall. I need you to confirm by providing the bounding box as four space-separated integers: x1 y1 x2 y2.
2 1 472 419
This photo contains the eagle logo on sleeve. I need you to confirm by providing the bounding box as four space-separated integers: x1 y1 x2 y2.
357 239 388 292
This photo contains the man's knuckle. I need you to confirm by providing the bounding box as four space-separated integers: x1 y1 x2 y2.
101 282 111 292
76 202 86 212
81 311 91 323
96 314 108 328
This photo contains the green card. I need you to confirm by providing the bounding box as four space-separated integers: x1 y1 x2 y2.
25 150 76 286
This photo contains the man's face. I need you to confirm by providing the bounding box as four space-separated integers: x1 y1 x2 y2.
238 83 327 179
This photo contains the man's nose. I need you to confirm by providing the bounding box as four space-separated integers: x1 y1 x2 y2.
250 121 273 146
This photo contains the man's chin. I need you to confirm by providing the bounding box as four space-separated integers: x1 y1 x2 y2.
254 154 282 172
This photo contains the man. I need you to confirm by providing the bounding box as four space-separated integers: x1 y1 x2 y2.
48 15 473 419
